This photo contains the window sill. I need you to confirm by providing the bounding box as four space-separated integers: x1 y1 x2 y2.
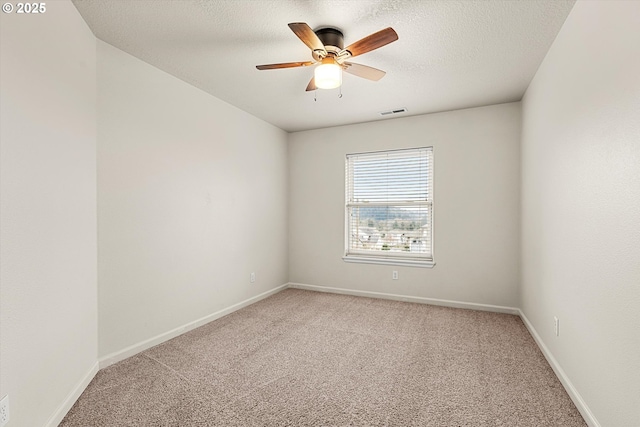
342 255 435 268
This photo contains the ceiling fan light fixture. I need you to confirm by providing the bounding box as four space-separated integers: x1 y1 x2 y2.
314 57 342 89
256 23 398 92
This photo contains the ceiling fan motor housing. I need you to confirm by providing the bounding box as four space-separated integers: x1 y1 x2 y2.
313 27 344 59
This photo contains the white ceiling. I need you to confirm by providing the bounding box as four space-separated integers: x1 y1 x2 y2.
72 0 575 132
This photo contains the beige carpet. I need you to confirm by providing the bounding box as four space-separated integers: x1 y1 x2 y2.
60 289 586 426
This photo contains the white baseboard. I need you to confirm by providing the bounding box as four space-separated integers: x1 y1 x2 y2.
99 283 289 368
45 361 99 427
287 282 520 315
518 310 600 427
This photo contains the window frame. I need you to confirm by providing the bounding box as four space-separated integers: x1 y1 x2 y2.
343 147 435 268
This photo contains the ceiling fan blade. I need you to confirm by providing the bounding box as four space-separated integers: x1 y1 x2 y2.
343 62 386 81
305 77 317 92
341 27 398 58
288 22 327 56
256 61 314 70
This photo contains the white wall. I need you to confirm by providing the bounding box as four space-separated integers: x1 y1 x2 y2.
0 2 98 426
520 1 640 426
289 103 521 308
97 41 289 359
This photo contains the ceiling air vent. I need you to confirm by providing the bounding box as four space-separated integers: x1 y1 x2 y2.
379 108 407 116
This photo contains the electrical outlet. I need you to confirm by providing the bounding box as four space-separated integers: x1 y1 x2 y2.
554 316 559 337
0 395 9 427
392 271 398 280
250 272 255 283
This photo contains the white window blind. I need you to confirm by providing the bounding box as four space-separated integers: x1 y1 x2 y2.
344 147 433 266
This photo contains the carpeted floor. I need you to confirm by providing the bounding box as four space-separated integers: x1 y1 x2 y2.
60 289 586 426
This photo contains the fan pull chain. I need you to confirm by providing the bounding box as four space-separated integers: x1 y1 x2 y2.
338 86 343 98
314 90 317 102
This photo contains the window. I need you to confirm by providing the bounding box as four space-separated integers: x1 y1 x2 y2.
344 147 434 267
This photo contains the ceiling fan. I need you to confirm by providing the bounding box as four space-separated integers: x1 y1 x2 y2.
256 23 398 91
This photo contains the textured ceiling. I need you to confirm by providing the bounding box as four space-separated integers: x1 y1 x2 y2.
72 0 575 132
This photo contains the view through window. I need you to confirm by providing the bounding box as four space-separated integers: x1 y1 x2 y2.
344 147 433 266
